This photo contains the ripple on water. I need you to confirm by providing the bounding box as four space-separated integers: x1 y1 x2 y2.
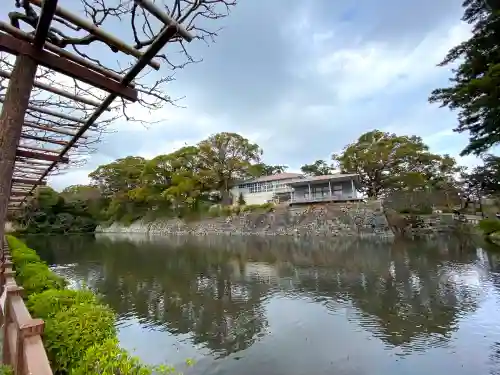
28 234 500 375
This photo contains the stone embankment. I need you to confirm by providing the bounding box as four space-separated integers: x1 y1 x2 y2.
96 202 394 237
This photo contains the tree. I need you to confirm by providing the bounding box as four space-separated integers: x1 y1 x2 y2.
159 147 207 212
300 160 334 176
248 163 288 177
462 154 500 199
197 133 262 204
12 186 98 233
332 130 462 198
429 0 500 155
238 192 246 206
89 157 147 198
0 0 237 240
61 185 102 202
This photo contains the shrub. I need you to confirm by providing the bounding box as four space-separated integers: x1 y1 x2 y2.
478 218 500 235
238 192 246 205
43 303 117 373
398 206 433 215
27 289 97 319
5 236 184 374
11 251 41 267
15 263 67 295
0 365 13 375
241 203 275 213
6 236 67 294
70 338 152 375
71 338 189 375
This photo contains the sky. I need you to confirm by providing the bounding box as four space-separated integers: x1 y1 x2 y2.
47 0 493 190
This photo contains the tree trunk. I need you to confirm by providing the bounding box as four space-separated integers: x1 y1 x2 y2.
0 55 38 246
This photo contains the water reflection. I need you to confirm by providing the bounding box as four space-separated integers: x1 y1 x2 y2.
25 234 500 375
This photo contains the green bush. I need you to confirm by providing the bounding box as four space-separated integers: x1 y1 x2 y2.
237 192 246 206
11 250 41 266
6 236 67 294
0 365 13 375
43 303 117 373
241 203 275 213
478 218 500 235
71 338 189 375
398 206 433 215
15 263 67 295
70 338 152 375
27 289 97 319
6 236 184 374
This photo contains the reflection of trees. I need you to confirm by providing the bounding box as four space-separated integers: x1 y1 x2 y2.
489 342 500 375
26 235 269 358
26 234 491 356
290 237 483 351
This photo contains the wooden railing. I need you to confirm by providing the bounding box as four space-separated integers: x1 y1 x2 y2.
0 240 53 375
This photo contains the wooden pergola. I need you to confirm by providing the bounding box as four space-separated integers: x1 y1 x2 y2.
0 0 193 228
0 1 196 373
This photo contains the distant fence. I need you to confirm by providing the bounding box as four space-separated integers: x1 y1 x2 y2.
0 239 53 375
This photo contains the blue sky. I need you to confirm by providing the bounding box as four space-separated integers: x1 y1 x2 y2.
47 0 492 190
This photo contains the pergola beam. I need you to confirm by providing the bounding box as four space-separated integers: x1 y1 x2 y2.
23 122 86 138
14 166 47 173
33 0 59 48
0 99 87 124
14 164 48 171
15 158 52 166
26 25 180 200
21 133 69 146
18 145 61 154
21 133 77 147
16 149 69 163
28 0 161 70
0 70 104 108
12 178 46 186
11 191 30 197
0 33 138 102
135 0 194 42
0 22 127 84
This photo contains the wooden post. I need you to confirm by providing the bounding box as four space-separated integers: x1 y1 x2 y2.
0 55 38 246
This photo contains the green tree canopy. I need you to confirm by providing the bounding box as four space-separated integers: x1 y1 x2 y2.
61 185 102 202
462 154 500 198
12 187 99 234
429 0 500 155
332 130 463 198
248 163 288 177
89 156 147 198
300 160 335 176
197 132 262 203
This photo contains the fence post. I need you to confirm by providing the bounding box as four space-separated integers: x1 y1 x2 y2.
17 318 44 375
2 285 23 369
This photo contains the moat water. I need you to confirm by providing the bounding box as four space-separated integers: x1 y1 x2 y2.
25 234 500 375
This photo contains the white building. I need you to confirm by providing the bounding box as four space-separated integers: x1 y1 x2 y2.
231 173 360 205
231 173 304 205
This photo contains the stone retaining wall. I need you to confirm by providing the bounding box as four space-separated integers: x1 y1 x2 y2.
96 202 394 237
406 213 481 236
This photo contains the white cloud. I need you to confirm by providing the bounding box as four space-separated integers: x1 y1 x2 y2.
44 0 489 191
311 22 471 102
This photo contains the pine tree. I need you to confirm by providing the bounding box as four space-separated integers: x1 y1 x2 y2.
430 0 500 155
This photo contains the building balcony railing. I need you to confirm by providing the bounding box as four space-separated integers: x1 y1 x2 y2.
290 193 357 204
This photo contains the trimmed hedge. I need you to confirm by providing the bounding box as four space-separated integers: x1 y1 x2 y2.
6 236 186 375
478 218 500 235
